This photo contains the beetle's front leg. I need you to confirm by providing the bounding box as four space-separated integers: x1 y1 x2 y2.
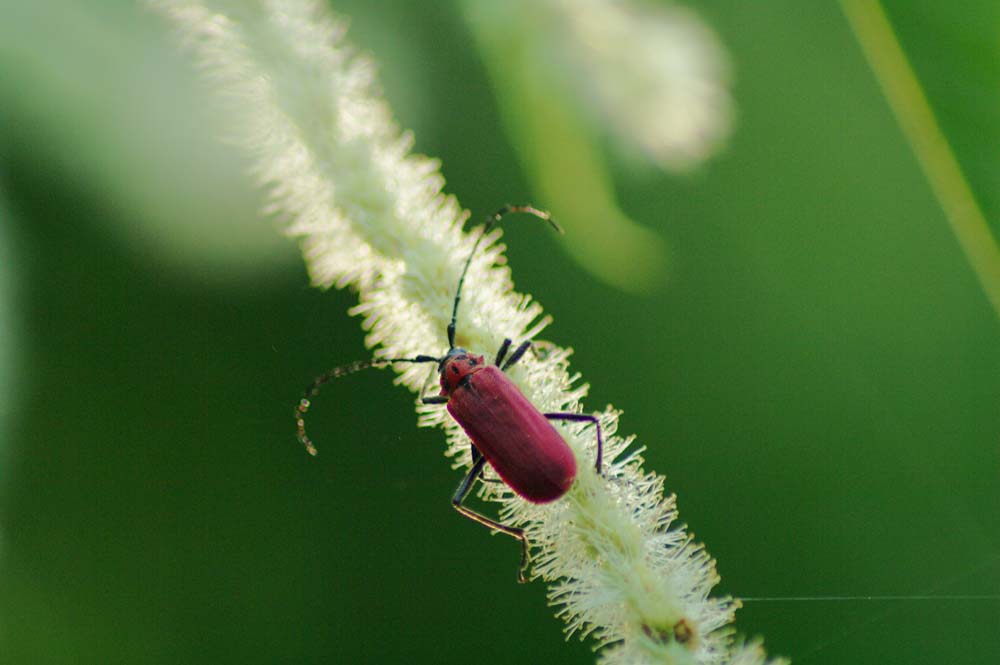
494 338 512 367
418 365 448 405
498 340 531 371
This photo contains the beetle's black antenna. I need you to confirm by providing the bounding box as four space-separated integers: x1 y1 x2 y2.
447 205 563 350
295 355 438 455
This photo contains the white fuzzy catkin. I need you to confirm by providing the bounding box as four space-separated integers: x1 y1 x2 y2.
153 1 783 663
544 0 734 172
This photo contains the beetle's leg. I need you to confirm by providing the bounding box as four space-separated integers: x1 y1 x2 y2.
470 444 486 476
470 444 503 484
494 338 512 367
544 412 604 474
420 378 449 403
418 364 449 405
501 340 532 371
453 455 531 583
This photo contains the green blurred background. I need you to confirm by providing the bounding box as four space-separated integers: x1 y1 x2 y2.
1 1 998 663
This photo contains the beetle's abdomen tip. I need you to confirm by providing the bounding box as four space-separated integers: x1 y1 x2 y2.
518 465 577 504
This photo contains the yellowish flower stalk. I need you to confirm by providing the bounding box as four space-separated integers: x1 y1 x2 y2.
153 1 783 663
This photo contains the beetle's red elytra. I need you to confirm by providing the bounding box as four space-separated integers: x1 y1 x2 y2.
295 205 603 582
443 355 577 503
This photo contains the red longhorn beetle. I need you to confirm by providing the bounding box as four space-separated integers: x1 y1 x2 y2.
294 205 603 582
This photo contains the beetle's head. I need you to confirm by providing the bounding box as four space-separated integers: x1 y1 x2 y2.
438 348 486 394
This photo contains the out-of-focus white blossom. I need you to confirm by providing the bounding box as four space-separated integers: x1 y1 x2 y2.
465 0 733 173
153 2 780 663
542 0 733 171
0 1 289 278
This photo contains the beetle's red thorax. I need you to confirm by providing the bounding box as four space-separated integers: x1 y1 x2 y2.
439 352 488 395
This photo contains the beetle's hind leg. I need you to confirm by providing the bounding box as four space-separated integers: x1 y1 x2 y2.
452 453 531 583
471 444 503 484
544 412 605 475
